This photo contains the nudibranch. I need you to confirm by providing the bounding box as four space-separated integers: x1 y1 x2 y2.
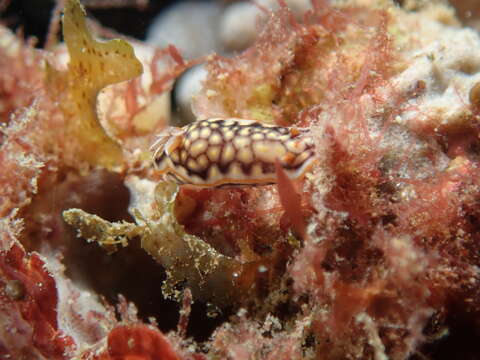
151 118 316 187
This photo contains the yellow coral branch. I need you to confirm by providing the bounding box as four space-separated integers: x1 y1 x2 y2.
62 208 142 253
50 0 143 170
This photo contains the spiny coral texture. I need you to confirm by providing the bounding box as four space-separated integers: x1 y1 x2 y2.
2 0 480 359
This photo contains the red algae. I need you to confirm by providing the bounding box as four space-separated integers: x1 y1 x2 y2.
0 28 44 127
90 325 180 360
3 0 480 359
0 242 75 359
191 0 480 358
275 158 307 239
177 186 287 260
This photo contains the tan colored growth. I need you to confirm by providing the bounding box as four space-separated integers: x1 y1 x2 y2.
152 118 316 187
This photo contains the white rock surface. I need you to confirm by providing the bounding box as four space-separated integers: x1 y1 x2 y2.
219 2 264 52
392 27 480 131
175 64 208 124
219 0 312 52
146 1 222 59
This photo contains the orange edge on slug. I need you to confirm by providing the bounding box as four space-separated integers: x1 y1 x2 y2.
156 157 318 188
155 165 276 187
166 135 184 154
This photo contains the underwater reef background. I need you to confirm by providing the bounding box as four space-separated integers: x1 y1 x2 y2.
2 0 480 359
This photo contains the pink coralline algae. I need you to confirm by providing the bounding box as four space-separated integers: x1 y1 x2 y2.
2 0 480 359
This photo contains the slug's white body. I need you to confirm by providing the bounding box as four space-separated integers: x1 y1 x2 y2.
152 118 316 187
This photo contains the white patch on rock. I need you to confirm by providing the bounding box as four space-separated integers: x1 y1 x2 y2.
146 1 222 59
175 64 208 124
393 27 480 131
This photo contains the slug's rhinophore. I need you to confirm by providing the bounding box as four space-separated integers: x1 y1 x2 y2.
151 118 316 187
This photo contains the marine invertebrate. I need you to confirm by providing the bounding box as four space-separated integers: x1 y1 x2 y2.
151 117 316 187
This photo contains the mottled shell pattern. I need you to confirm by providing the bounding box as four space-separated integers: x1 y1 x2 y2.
151 118 316 187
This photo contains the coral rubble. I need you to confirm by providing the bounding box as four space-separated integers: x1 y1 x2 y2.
2 0 480 359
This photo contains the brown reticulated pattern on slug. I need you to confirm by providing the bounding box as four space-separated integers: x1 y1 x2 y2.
152 118 316 187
